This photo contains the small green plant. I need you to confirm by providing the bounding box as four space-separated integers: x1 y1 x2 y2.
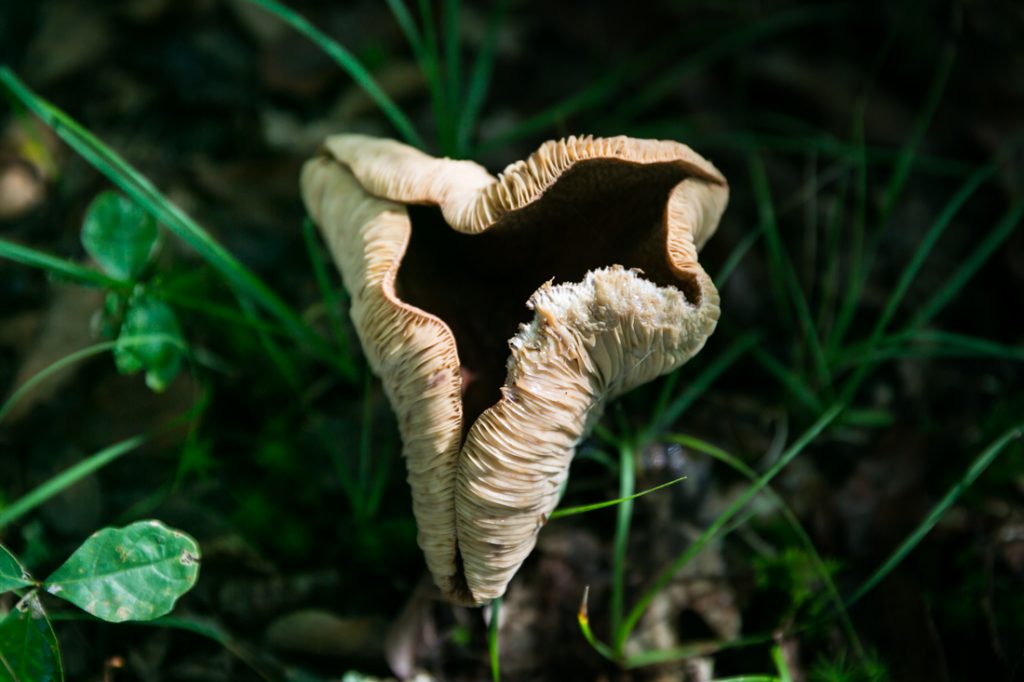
754 548 842 617
81 190 186 392
0 521 201 681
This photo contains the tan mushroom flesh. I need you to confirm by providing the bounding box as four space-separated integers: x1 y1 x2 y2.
301 135 728 605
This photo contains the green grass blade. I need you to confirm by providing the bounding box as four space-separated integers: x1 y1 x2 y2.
643 333 760 440
577 586 619 663
823 3 906 357
481 77 620 150
617 405 843 653
551 476 686 520
489 597 501 682
456 0 505 156
237 296 301 390
626 123 980 179
303 218 351 360
904 330 1024 361
772 638 794 682
384 0 448 154
485 9 839 151
847 423 1022 606
49 612 281 681
0 335 186 424
715 225 764 287
604 6 845 126
666 433 864 657
0 435 148 529
477 17 729 152
241 0 424 148
816 171 850 337
908 199 1024 330
610 442 635 639
364 438 393 520
828 38 954 355
752 347 822 413
827 125 866 358
841 330 1024 365
748 153 831 391
151 616 267 676
443 0 461 122
878 43 956 225
0 237 128 291
838 162 997 400
161 289 291 338
385 0 424 58
648 370 681 438
417 0 448 153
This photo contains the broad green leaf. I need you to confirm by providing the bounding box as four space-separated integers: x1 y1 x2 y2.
81 191 159 281
0 546 34 593
114 296 184 391
0 591 64 682
43 520 200 623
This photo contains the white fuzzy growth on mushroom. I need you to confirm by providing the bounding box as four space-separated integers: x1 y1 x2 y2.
455 266 717 600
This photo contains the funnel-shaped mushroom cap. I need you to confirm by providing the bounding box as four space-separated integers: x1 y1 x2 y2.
301 134 728 605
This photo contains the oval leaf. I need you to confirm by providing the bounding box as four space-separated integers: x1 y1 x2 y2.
0 591 63 682
43 520 200 623
114 296 184 392
81 191 158 281
0 546 34 594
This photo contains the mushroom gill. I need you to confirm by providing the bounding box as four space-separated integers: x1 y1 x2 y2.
301 134 728 605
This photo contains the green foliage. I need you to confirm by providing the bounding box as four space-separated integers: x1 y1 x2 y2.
0 67 351 380
79 188 188 390
81 190 159 281
0 237 127 291
772 643 795 682
114 294 185 392
243 0 423 149
847 423 1023 607
44 521 200 623
754 548 841 612
1 1 1020 677
0 547 33 593
0 522 199 680
488 597 501 682
615 406 842 661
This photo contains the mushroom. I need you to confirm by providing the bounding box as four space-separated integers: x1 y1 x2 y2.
301 134 728 605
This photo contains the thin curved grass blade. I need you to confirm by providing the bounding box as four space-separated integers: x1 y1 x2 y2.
550 476 686 519
847 423 1023 606
241 0 424 148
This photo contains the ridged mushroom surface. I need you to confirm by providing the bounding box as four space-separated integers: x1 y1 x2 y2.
301 134 728 605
